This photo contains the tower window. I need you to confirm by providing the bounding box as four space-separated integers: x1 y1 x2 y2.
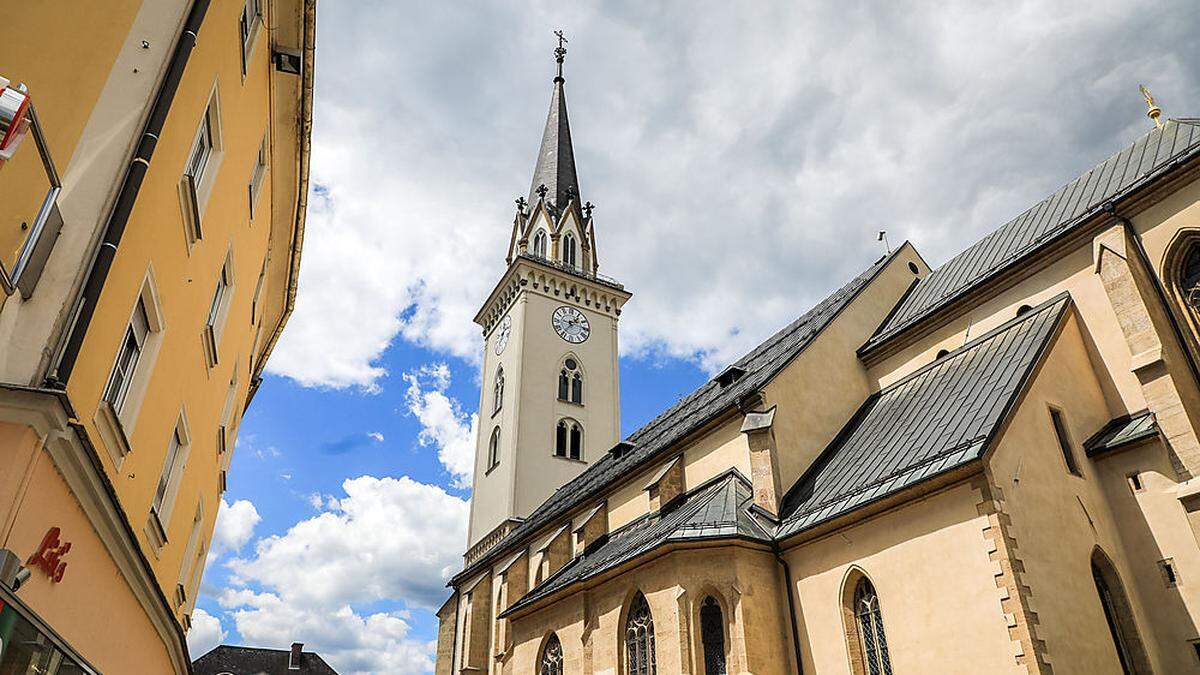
493 366 504 414
562 233 577 268
488 427 501 470
556 419 582 460
559 358 583 404
533 229 548 258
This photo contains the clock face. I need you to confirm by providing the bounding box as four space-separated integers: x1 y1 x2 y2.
552 306 590 344
494 315 512 355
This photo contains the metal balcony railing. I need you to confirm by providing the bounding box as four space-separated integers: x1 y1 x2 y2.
518 252 623 290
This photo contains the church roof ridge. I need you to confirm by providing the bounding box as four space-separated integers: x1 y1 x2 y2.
860 118 1200 357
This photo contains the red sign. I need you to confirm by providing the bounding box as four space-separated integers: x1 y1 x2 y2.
26 527 70 583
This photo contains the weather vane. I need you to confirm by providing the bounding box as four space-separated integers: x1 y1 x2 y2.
553 30 568 81
1140 84 1163 129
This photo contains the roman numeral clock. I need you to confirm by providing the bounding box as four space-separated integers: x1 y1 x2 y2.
552 306 590 344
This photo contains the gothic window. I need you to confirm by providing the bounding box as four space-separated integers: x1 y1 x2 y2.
850 577 892 675
1049 407 1081 476
563 233 578 268
488 427 501 470
540 633 564 675
1181 243 1200 309
1091 548 1151 674
559 357 583 404
493 367 504 414
533 229 548 258
625 592 656 675
700 596 727 675
555 419 583 460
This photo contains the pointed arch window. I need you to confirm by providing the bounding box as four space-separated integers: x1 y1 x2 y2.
625 592 656 675
555 419 582 460
563 233 578 268
848 577 892 675
533 229 548 258
1181 242 1200 309
540 633 563 675
1091 548 1151 674
700 596 727 675
558 357 583 404
493 367 505 414
488 427 501 470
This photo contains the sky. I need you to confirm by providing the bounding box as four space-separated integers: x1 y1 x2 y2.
186 1 1200 672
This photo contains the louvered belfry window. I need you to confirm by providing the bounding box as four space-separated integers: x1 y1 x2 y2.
625 592 656 675
540 633 563 675
854 579 893 675
700 596 727 675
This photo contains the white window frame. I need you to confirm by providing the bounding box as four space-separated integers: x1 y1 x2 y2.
179 85 223 250
203 250 235 367
239 0 263 76
248 132 268 221
147 411 192 552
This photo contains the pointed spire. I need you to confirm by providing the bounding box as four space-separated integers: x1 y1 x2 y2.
528 31 581 215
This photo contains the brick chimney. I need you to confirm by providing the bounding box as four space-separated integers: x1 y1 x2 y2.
289 642 303 670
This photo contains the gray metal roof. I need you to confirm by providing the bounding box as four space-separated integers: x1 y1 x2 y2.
192 645 338 675
452 251 898 585
778 293 1071 539
528 72 581 213
861 119 1200 356
501 471 771 617
1084 409 1158 457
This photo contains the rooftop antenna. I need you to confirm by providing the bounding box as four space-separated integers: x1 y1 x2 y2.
877 230 891 255
553 30 568 82
1140 84 1163 129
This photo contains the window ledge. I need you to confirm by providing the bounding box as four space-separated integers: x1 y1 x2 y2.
556 399 585 408
145 511 168 558
490 406 502 419
93 401 133 468
551 455 586 464
485 463 500 476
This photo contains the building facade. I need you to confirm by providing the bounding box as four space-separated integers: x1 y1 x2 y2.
438 48 1200 675
0 0 313 672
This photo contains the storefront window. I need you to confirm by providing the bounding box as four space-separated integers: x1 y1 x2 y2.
0 599 91 674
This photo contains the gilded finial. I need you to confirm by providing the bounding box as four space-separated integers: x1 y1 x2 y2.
1140 84 1163 129
553 30 568 82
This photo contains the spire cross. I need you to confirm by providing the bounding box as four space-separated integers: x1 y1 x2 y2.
535 183 549 199
583 201 594 218
1140 84 1163 129
553 30 568 80
515 196 527 213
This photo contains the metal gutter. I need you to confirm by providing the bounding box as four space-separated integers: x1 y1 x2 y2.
50 0 213 385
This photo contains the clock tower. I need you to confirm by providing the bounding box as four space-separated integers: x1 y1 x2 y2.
466 39 631 547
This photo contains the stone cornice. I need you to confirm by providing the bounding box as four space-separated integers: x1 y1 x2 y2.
475 255 632 337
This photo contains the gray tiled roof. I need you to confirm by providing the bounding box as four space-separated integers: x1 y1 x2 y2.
528 74 581 212
501 471 770 616
861 120 1200 356
453 251 898 585
192 645 338 675
778 293 1071 540
1084 409 1158 457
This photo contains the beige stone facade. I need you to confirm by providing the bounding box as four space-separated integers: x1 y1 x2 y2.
440 51 1200 675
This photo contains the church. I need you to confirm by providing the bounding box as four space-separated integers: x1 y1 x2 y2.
436 41 1200 675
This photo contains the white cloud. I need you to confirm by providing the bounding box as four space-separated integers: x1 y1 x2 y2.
368 431 385 442
218 589 433 675
403 364 477 488
186 607 226 659
212 499 262 555
266 1 1199 389
220 475 466 674
228 475 467 611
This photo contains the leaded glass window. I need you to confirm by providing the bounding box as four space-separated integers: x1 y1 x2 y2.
540 633 563 675
854 579 892 675
625 592 656 675
533 230 548 258
1182 244 1200 309
700 596 727 675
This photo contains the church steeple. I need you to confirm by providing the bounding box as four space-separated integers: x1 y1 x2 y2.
528 31 582 216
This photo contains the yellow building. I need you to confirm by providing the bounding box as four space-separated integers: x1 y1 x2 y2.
438 48 1200 675
0 0 313 672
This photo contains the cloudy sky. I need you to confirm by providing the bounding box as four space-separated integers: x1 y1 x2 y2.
188 1 1200 672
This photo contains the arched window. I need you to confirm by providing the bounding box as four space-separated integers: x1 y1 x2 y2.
559 357 583 404
1180 242 1200 309
493 367 504 414
700 596 727 675
1091 548 1151 674
935 349 949 360
846 576 892 675
563 233 577 268
533 229 548 258
488 427 501 470
540 633 564 675
555 419 582 460
625 592 656 675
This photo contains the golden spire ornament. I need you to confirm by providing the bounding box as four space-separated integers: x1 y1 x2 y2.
1140 84 1163 129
